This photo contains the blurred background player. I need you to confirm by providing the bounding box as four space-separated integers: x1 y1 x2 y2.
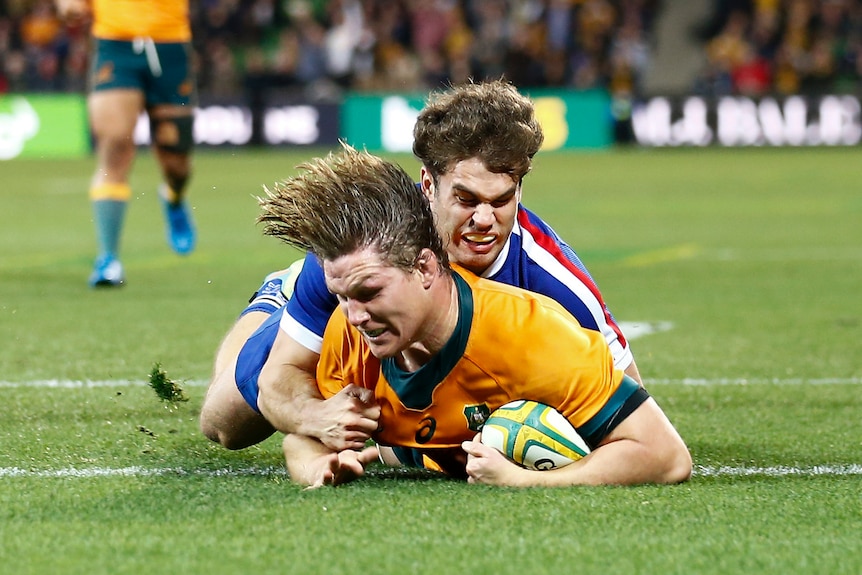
55 0 197 287
257 145 691 488
199 80 643 454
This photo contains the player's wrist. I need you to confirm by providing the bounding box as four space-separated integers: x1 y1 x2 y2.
297 396 332 440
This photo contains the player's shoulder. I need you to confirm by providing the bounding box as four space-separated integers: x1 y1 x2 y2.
513 203 597 285
455 270 586 378
516 204 559 235
515 204 575 255
456 267 570 320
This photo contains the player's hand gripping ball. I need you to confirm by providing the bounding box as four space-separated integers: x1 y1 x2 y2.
481 400 591 470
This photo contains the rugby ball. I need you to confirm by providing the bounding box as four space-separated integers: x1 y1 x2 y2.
481 400 590 470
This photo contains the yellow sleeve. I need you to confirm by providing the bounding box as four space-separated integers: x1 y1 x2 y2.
314 309 382 398
315 311 350 399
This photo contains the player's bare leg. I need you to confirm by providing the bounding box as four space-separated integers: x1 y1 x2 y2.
200 263 302 449
200 310 277 450
151 104 196 255
87 89 143 287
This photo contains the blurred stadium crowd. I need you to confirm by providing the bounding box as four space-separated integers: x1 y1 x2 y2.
695 0 861 97
0 0 859 99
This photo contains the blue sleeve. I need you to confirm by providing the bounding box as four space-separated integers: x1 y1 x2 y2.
283 252 338 341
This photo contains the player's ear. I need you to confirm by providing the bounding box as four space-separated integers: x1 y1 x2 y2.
419 166 434 201
414 248 437 286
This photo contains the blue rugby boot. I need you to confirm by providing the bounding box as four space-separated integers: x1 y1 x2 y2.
160 185 196 255
88 254 125 288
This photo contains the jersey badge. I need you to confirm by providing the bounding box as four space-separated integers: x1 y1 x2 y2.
463 403 491 432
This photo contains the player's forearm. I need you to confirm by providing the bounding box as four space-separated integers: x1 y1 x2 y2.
514 440 690 487
257 362 323 436
491 401 691 487
258 365 360 444
520 416 691 487
257 331 335 440
259 364 379 452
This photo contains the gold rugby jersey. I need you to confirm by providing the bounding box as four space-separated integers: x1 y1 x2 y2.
92 0 191 41
316 267 633 476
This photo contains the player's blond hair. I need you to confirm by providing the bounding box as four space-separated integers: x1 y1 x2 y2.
413 79 544 182
258 144 448 271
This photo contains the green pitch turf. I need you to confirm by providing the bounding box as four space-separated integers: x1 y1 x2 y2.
1 147 860 574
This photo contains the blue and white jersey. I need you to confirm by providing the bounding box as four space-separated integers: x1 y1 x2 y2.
281 204 632 370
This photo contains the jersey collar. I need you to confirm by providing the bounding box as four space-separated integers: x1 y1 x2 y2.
381 271 474 410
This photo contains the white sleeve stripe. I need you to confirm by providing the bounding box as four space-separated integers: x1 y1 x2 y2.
519 225 633 367
279 311 323 354
609 341 634 371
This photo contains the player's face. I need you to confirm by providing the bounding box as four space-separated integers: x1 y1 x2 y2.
324 247 430 359
421 158 521 276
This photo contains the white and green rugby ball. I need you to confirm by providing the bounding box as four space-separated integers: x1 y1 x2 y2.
481 400 591 470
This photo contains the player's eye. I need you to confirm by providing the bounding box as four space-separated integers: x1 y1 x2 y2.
350 286 381 303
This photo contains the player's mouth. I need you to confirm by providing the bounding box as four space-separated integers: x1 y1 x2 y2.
461 233 496 252
362 327 386 340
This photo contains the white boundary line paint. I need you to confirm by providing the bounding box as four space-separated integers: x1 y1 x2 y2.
0 466 285 478
3 377 861 388
2 464 861 479
0 379 210 388
693 465 862 477
648 377 862 386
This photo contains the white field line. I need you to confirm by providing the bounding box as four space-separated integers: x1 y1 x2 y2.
0 379 210 388
693 465 862 478
1 464 861 479
0 465 285 478
648 377 862 386
2 377 861 389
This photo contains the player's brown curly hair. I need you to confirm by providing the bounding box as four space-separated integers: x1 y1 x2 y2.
412 79 544 183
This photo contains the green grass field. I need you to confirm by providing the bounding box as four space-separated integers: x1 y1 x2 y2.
1 147 860 574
